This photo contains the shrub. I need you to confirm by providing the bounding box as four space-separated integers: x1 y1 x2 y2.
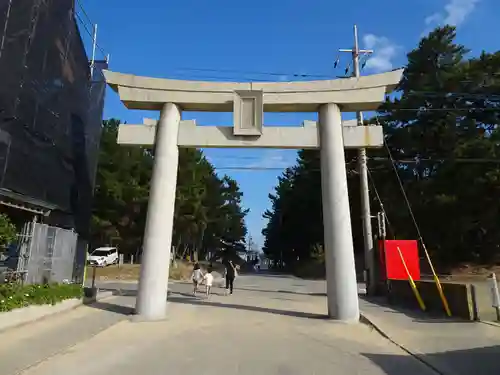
0 283 83 312
292 243 326 279
293 260 326 279
0 213 16 250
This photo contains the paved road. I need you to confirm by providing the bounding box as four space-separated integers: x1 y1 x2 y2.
360 297 500 375
1 273 439 375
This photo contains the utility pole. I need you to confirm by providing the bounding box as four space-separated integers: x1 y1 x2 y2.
339 25 376 295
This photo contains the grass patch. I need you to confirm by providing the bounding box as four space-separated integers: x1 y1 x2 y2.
86 261 194 282
0 283 83 312
87 264 142 281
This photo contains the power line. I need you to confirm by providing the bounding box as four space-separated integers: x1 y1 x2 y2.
214 167 299 171
408 91 500 101
100 61 500 84
380 106 500 112
212 164 358 172
206 155 274 160
166 73 277 82
74 12 92 39
173 67 333 80
206 153 500 164
167 51 445 82
73 2 108 59
175 61 389 81
370 157 500 164
208 155 500 172
174 62 500 83
75 0 93 26
206 154 472 163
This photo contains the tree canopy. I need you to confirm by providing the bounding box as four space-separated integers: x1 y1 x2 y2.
262 26 500 272
0 214 17 249
90 119 248 261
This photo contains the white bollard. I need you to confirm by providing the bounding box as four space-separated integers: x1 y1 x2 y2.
488 273 500 321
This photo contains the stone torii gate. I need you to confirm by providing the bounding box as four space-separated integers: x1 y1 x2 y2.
103 69 403 322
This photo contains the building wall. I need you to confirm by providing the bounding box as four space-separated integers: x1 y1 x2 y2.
0 0 106 238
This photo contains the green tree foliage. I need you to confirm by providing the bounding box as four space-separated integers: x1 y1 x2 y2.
263 26 500 271
0 213 16 249
91 119 248 260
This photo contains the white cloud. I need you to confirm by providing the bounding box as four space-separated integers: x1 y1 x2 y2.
425 0 479 27
362 34 400 73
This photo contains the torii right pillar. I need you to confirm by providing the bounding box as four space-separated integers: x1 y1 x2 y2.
319 103 359 322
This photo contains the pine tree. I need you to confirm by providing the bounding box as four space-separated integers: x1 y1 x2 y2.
91 120 249 261
262 26 500 272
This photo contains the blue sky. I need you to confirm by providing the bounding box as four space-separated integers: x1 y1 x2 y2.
78 0 499 248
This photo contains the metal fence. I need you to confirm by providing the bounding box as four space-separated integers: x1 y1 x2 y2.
8 220 85 285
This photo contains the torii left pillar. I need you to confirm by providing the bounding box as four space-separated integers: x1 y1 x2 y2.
135 102 180 320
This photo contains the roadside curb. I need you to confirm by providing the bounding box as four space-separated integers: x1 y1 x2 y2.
92 279 139 284
481 320 500 328
359 311 448 375
83 290 115 304
0 290 114 333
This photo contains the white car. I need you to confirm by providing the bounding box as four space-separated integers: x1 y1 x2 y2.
88 247 119 267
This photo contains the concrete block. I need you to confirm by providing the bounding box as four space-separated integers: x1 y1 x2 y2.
386 279 474 320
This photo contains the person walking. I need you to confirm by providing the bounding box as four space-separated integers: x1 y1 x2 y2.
224 259 237 295
203 266 214 297
191 263 204 296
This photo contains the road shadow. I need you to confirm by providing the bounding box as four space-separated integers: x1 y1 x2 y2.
167 294 328 320
359 294 474 324
97 284 326 298
249 272 299 279
236 286 326 297
87 301 135 315
174 291 228 298
362 345 500 375
90 286 466 324
87 288 328 320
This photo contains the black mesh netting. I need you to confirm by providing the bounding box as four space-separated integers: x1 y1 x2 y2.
0 0 106 238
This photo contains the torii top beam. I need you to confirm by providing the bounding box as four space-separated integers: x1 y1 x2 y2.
103 69 403 112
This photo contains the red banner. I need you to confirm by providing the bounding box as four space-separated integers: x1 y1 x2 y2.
378 240 421 281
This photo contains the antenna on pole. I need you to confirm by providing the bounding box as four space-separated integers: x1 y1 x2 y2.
338 24 373 83
90 24 98 79
339 25 377 296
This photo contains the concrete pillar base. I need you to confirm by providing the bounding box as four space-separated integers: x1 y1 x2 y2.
130 312 169 323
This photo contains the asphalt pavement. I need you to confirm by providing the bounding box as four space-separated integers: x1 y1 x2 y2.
0 272 437 375
2 272 499 375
